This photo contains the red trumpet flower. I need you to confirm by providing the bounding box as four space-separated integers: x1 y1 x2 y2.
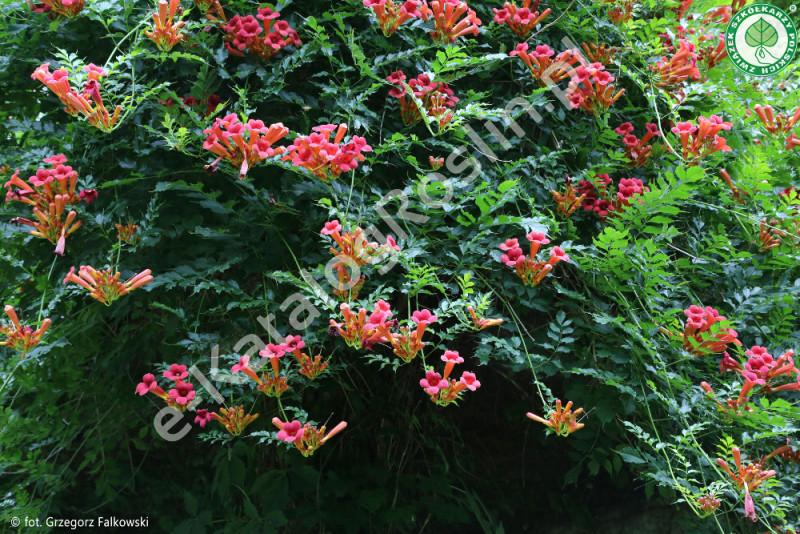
492 0 550 38
499 232 570 287
223 7 301 61
31 63 123 132
202 113 288 179
283 124 372 181
363 0 426 36
510 43 578 86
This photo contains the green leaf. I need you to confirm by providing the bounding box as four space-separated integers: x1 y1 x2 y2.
745 17 779 48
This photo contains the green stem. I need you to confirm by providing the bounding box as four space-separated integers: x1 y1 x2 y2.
37 256 58 322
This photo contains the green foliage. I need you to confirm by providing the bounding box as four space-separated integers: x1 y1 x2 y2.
1 0 800 532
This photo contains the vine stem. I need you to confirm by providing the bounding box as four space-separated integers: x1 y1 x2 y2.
37 255 58 322
276 396 289 421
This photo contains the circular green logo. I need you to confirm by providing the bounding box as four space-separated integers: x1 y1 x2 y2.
725 4 797 76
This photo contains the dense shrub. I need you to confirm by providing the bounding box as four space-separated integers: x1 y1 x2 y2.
1 0 799 532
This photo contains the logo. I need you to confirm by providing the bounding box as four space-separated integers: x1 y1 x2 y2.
725 4 797 76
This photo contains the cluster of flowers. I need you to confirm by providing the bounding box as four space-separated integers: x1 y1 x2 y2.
498 232 569 287
604 0 636 24
492 0 550 38
576 174 649 220
757 190 800 251
159 94 221 118
509 43 578 86
650 40 701 97
758 218 786 252
330 300 437 362
362 0 426 36
231 334 328 398
365 0 481 43
421 0 482 43
272 418 347 456
419 350 481 406
5 155 96 256
145 0 185 51
751 104 800 151
695 304 799 415
691 30 727 72
27 0 83 17
202 113 289 179
661 305 742 357
136 364 197 412
282 124 373 181
527 399 585 436
718 169 748 204
1 306 51 360
136 365 267 437
565 62 625 114
696 494 720 513
63 265 153 306
715 445 785 522
670 115 732 165
32 63 122 132
675 0 745 22
386 71 459 130
707 346 800 414
116 222 140 244
223 7 301 61
614 122 662 167
200 406 258 436
551 175 586 218
320 220 400 300
769 200 798 250
193 0 226 22
581 42 618 66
